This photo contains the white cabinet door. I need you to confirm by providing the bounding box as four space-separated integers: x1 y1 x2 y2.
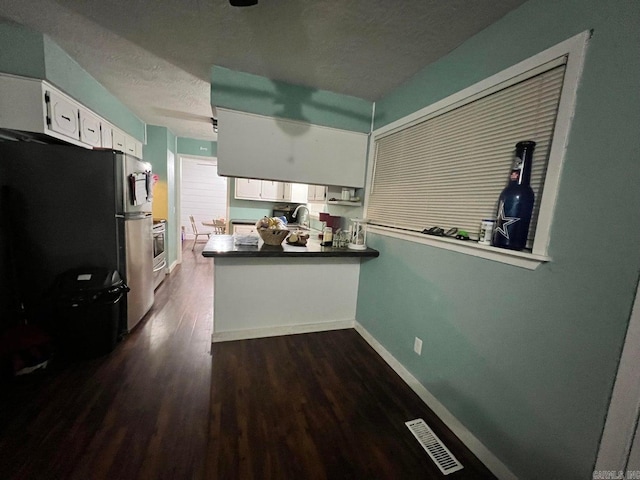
46 90 80 140
235 178 262 200
0 75 45 134
135 141 143 159
233 224 257 235
112 130 126 152
124 135 137 156
260 180 281 201
79 108 102 147
287 183 309 203
101 123 113 148
282 183 292 201
112 130 126 151
235 178 287 202
308 185 326 202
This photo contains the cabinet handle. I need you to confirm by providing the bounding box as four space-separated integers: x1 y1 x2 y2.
88 128 95 133
61 115 71 122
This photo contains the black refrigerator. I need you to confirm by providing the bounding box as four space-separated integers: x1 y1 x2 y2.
0 142 154 334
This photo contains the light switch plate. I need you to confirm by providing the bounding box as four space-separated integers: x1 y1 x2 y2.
414 337 423 355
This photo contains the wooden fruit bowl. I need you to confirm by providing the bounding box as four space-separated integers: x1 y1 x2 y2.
257 228 290 246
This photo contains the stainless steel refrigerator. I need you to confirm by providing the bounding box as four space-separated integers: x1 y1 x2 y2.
0 142 154 333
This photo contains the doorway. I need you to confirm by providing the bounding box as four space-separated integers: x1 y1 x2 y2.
179 156 228 249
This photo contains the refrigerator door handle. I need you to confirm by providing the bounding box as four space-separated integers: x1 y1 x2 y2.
123 212 152 220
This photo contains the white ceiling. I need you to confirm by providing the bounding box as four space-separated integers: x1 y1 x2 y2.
0 0 526 140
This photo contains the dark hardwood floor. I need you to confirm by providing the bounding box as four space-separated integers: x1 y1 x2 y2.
206 330 496 480
0 245 496 479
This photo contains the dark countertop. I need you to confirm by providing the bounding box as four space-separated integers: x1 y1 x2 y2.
229 219 259 225
201 235 379 258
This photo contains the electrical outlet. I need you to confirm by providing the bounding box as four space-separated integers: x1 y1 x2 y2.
414 337 423 355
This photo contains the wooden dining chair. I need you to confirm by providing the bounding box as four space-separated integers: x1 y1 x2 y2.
190 215 212 250
212 218 226 235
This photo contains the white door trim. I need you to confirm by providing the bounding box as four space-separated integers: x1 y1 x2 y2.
594 275 640 473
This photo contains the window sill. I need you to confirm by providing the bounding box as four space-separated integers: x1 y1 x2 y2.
369 225 550 270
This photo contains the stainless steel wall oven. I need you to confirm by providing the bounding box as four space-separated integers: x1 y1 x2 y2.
152 219 167 289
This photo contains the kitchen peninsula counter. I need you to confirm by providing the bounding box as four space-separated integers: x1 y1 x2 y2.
202 235 379 343
202 235 379 258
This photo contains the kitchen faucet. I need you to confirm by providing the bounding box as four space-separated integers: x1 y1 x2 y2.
292 205 310 229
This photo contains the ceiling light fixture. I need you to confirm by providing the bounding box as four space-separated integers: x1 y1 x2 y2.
229 0 257 6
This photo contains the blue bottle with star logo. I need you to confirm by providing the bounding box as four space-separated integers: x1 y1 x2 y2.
492 141 536 251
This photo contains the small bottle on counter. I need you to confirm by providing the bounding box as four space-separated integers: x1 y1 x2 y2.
321 226 333 247
332 229 340 248
478 218 495 245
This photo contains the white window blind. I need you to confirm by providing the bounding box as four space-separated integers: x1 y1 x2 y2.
367 60 567 247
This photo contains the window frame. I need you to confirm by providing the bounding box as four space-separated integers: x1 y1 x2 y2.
364 31 590 270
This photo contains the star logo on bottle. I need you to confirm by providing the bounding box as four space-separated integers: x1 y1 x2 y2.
494 202 520 240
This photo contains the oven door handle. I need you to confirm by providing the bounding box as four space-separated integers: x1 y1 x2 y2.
153 259 167 273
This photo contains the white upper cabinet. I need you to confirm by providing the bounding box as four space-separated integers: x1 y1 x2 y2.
287 183 308 203
235 178 287 202
46 90 80 140
124 135 137 156
78 108 101 147
112 129 126 152
308 185 327 202
101 123 113 148
110 127 142 159
260 180 282 201
0 74 144 158
217 108 368 188
235 178 262 200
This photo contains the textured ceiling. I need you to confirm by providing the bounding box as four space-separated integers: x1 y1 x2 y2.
0 0 526 140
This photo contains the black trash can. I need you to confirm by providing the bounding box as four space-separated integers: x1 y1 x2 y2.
52 268 129 358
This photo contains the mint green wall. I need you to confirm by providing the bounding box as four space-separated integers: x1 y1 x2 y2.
0 21 145 141
0 21 45 79
145 125 168 180
211 66 372 133
177 138 217 157
358 1 640 478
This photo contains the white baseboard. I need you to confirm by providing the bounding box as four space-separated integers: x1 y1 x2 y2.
169 260 180 272
211 319 355 343
354 322 517 480
209 318 515 478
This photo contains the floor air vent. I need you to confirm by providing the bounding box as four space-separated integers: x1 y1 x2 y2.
405 419 464 475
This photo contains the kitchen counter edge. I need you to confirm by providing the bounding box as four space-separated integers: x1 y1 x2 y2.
201 236 379 258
